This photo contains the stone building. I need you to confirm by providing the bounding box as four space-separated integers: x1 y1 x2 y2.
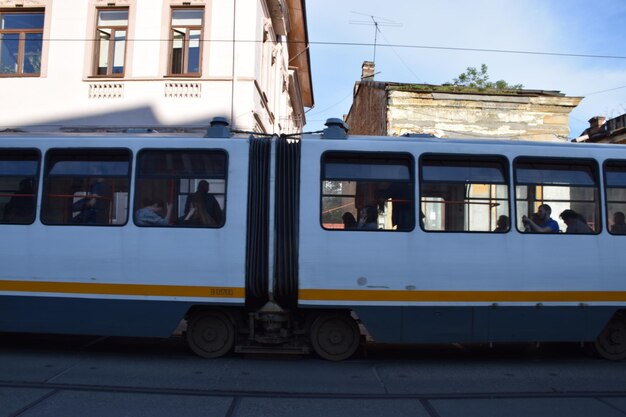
0 0 313 133
345 62 582 141
576 114 626 144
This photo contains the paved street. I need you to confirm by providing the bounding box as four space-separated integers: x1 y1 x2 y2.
2 333 626 417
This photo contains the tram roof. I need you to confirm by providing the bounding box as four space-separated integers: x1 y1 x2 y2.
2 129 626 153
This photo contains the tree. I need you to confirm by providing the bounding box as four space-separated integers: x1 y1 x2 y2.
451 64 523 90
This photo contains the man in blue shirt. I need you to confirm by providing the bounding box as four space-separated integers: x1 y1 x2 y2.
135 199 173 226
522 204 560 233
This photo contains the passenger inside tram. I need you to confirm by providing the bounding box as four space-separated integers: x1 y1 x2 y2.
183 180 223 226
72 178 112 224
342 212 357 229
493 215 509 233
181 193 215 226
559 209 593 234
521 204 560 233
357 206 378 230
3 178 36 223
611 212 626 235
134 198 173 226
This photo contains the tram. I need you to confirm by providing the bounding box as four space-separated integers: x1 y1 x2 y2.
1 118 625 361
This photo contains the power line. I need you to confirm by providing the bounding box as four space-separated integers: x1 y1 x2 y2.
583 85 626 96
32 38 626 60
305 92 353 117
377 30 422 83
308 41 626 60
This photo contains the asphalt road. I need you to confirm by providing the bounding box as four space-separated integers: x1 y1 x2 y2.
1 333 626 417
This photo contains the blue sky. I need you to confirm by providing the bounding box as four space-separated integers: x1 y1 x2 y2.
302 0 626 138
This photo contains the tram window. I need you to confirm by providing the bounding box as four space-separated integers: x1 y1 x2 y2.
321 152 414 231
0 149 39 225
135 149 227 227
41 149 131 226
604 160 626 235
514 158 600 233
420 155 509 232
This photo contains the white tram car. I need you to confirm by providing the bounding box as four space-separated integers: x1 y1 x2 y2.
1 119 625 360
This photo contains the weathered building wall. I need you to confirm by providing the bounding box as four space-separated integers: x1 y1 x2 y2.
386 89 582 141
344 82 387 136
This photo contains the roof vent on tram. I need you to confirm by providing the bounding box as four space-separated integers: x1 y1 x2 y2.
321 118 349 140
205 117 231 138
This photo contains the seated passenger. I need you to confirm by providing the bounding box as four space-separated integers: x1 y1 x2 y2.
181 193 215 226
342 212 357 230
559 209 593 234
494 215 509 233
521 204 559 233
611 212 626 235
135 198 173 226
72 178 113 224
357 206 378 230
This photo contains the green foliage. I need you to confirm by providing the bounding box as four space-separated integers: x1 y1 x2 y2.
451 64 523 91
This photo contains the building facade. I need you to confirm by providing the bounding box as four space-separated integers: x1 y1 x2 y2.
0 0 313 133
345 62 582 142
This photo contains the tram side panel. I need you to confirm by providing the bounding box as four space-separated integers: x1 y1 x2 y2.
297 139 623 346
298 139 436 343
0 139 249 337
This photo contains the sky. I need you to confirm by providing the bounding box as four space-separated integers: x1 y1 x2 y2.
302 0 626 138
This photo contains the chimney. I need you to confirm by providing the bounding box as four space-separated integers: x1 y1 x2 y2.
586 116 607 138
361 61 375 80
588 116 606 129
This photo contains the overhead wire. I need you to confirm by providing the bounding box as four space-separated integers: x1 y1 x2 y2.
31 37 626 60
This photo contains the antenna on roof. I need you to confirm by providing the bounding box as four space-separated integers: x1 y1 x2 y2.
350 12 402 65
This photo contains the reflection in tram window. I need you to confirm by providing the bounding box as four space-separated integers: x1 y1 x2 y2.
605 160 626 235
0 149 39 224
135 149 227 227
41 149 131 226
514 158 600 234
321 152 414 231
420 155 509 232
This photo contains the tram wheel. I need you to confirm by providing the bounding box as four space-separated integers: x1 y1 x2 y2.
593 312 626 361
186 310 235 358
310 313 361 361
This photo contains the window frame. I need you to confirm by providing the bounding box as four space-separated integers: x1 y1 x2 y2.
603 159 626 236
513 156 601 235
0 9 45 77
92 7 129 78
41 148 133 227
134 148 228 228
320 150 415 232
167 6 204 77
419 153 511 234
0 147 41 225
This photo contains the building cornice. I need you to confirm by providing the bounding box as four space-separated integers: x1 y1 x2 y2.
285 0 313 108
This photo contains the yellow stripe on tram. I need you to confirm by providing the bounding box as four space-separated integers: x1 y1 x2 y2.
0 280 245 298
299 289 626 303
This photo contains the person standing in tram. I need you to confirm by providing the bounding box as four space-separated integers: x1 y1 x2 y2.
521 204 559 233
184 180 223 226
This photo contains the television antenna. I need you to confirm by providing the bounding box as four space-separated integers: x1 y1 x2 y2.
350 12 402 64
